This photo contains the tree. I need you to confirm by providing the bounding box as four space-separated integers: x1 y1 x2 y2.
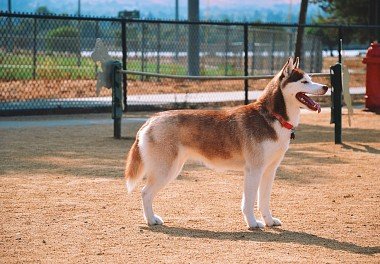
311 0 371 24
46 26 80 53
35 6 52 15
306 16 349 56
34 6 62 33
294 0 309 65
311 0 380 42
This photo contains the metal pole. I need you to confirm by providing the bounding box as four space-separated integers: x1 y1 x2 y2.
32 18 37 80
251 30 255 75
7 0 13 53
224 25 229 76
310 35 315 72
331 63 342 144
175 0 179 61
78 0 81 16
289 31 293 57
141 23 146 80
338 27 343 63
188 0 200 76
121 69 330 80
331 30 343 144
77 1 81 67
94 21 99 79
244 24 249 105
156 23 161 76
175 0 179 20
111 61 123 139
271 32 275 74
121 20 127 110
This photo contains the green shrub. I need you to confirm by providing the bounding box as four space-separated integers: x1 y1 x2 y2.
46 26 80 53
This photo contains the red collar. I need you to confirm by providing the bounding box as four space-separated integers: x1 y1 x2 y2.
271 113 293 130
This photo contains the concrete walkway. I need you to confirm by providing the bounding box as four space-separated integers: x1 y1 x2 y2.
0 87 365 111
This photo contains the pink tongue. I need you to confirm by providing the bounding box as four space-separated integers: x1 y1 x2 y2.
296 93 321 112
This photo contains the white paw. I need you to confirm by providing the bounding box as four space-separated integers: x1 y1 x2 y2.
248 220 265 230
264 217 282 227
272 217 282 226
147 215 164 226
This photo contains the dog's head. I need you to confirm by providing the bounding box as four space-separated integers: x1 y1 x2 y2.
280 57 328 113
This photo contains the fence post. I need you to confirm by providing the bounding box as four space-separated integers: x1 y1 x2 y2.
317 38 322 72
6 15 13 52
141 23 146 80
121 19 127 109
175 0 179 62
188 0 200 76
330 63 342 144
330 32 343 144
32 17 37 80
110 61 123 139
271 32 275 74
251 29 256 75
224 25 230 76
310 36 315 72
77 20 81 67
288 32 293 57
156 23 161 78
175 23 179 62
94 21 100 79
244 24 249 105
338 27 343 63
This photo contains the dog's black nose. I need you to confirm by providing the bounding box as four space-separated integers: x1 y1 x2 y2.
322 85 329 91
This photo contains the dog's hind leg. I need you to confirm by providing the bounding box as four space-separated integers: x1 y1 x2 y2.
241 166 265 229
141 155 186 226
258 158 283 227
141 176 167 226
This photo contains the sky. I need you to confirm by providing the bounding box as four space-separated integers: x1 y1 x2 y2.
1 0 309 22
2 0 302 12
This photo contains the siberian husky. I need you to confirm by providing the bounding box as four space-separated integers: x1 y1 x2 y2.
124 57 328 229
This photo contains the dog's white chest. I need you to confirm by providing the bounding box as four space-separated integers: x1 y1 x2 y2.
262 123 291 163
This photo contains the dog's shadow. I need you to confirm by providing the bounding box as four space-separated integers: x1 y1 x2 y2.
141 225 379 255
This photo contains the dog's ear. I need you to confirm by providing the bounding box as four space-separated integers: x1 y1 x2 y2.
293 57 300 68
281 57 294 78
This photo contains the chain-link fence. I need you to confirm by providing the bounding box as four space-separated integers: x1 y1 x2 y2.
0 14 121 114
0 12 376 115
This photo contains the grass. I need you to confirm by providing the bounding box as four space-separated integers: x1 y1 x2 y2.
0 52 246 81
0 53 95 80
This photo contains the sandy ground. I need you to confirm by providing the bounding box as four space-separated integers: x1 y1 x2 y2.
0 108 379 263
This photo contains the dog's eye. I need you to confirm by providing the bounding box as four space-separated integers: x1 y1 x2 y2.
301 81 309 84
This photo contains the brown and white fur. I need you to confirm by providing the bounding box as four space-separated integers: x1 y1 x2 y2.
125 58 328 229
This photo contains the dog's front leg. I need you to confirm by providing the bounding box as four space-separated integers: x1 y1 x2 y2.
258 159 283 227
241 166 265 229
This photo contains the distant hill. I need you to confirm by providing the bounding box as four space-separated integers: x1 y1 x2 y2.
0 0 324 23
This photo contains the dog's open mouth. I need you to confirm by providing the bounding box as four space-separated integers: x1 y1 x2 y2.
296 92 321 113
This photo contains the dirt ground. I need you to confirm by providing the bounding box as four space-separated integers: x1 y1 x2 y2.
1 108 379 263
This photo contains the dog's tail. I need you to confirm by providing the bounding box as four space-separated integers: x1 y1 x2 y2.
125 139 144 193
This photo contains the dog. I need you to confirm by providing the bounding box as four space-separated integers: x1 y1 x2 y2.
124 57 328 229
